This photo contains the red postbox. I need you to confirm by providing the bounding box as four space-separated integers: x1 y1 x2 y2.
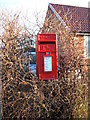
36 33 58 80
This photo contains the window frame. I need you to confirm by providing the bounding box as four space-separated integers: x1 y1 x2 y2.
84 35 90 58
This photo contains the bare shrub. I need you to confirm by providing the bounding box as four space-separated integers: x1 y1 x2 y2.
43 5 88 119
0 7 88 119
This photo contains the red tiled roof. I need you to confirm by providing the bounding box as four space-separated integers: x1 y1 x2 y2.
50 3 90 33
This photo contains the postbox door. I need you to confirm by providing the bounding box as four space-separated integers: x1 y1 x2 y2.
38 52 57 79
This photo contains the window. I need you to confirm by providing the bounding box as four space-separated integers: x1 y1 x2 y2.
84 36 90 58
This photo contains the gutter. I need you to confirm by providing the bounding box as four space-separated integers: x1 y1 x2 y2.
76 32 90 36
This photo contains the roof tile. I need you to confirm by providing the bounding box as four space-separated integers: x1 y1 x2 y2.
50 3 90 33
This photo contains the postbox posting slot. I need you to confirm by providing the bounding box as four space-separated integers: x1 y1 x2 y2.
39 41 55 44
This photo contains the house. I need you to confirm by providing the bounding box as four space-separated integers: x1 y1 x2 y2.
42 3 90 68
